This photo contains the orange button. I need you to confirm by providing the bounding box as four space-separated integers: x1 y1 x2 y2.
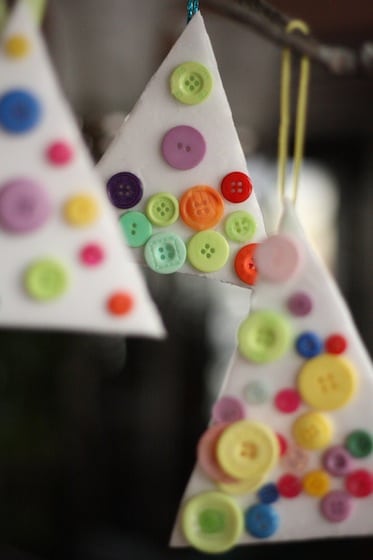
234 243 258 285
180 185 224 231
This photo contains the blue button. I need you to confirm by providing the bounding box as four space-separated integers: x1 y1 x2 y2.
257 483 279 504
144 232 186 274
0 89 41 133
295 331 323 358
244 503 279 539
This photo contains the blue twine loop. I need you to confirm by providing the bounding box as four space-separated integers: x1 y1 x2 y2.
187 0 199 23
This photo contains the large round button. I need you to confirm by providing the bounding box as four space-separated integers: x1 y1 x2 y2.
180 186 224 231
245 504 279 539
220 171 253 203
24 259 68 301
187 230 229 273
321 490 353 522
63 194 100 226
254 234 303 283
197 424 237 484
161 126 206 170
181 491 243 554
0 89 41 134
224 211 256 243
345 430 373 458
170 62 213 105
144 232 186 274
237 310 292 364
297 354 357 411
106 172 143 209
287 291 313 317
145 193 179 226
295 331 323 358
212 396 247 424
119 211 152 247
322 446 354 477
0 178 50 233
302 469 330 497
234 243 258 285
292 412 333 450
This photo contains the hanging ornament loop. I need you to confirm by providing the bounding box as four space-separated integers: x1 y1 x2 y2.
187 0 200 23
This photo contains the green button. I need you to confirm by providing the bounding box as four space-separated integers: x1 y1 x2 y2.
345 430 373 458
187 230 229 273
24 259 68 301
238 310 292 364
144 232 186 274
224 211 256 243
170 62 213 105
182 491 243 554
145 192 179 227
119 211 152 247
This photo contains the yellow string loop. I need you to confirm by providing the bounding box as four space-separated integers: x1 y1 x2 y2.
278 19 311 205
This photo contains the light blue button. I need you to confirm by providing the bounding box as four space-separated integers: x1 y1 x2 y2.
245 504 279 539
0 89 41 134
144 232 186 274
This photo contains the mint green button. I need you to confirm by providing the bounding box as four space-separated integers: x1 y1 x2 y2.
243 380 271 405
119 211 152 247
144 232 186 274
238 310 292 364
146 192 179 227
170 62 213 105
187 230 229 273
224 211 256 243
24 259 68 301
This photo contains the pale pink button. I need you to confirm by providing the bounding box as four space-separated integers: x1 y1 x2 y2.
197 423 237 483
255 234 303 283
211 395 247 424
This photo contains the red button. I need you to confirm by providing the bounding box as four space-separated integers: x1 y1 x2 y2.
220 171 253 203
345 469 373 497
325 334 347 355
277 473 302 498
274 388 301 414
234 243 258 285
276 433 288 457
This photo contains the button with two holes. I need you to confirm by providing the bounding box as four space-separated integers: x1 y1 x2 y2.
119 211 152 247
161 125 206 170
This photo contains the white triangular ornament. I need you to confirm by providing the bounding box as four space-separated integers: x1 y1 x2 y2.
97 11 266 287
171 200 373 553
0 1 164 337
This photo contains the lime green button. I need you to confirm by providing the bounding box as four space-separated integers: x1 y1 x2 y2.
145 192 179 227
119 211 152 247
182 491 243 553
170 62 213 105
224 211 256 243
24 259 68 301
187 230 229 273
238 310 292 363
144 232 186 274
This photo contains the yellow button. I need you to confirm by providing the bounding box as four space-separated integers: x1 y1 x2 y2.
218 474 265 495
63 194 100 226
302 469 330 497
297 354 357 411
292 412 333 450
216 420 279 480
4 35 31 58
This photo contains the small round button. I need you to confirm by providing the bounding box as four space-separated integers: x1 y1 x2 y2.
181 491 243 554
234 243 258 285
24 259 68 301
245 504 279 539
302 469 330 497
0 89 41 134
322 446 354 477
283 445 310 474
161 125 206 170
145 193 179 226
107 292 134 316
345 469 373 497
79 243 105 266
220 171 253 203
276 433 288 457
119 211 152 247
258 483 279 504
187 230 229 273
218 475 265 495
295 331 323 358
144 232 186 274
197 424 237 484
0 178 50 233
170 62 213 105
212 396 247 424
180 185 224 231
224 211 256 243
297 354 357 411
106 172 143 209
325 333 348 355
4 35 31 58
46 140 74 165
254 234 303 283
274 388 301 414
292 412 333 450
63 194 100 226
345 430 373 458
287 291 313 317
243 380 270 405
238 310 292 364
321 490 353 522
277 473 302 498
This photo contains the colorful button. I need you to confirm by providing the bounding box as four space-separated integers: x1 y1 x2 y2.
212 396 247 424
181 491 243 554
243 380 270 405
276 433 288 457
197 424 237 484
0 89 41 134
322 446 354 477
287 291 313 317
325 334 348 355
302 469 330 497
79 243 105 266
216 420 279 480
161 126 206 170
345 430 373 458
170 62 213 105
245 504 279 539
63 194 100 226
345 469 373 497
46 140 74 165
4 35 31 58
180 185 224 231
218 475 265 495
107 292 134 316
258 483 279 504
106 172 143 209
292 412 333 450
224 211 256 243
321 490 353 522
24 259 68 301
119 211 152 247
297 354 357 411
254 234 303 283
145 193 179 226
274 388 301 414
220 171 253 203
234 243 258 285
277 473 302 498
238 310 292 364
283 445 309 474
0 178 50 233
295 331 323 358
187 230 229 273
144 232 186 274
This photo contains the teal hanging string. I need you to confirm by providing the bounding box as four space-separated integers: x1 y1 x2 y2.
187 0 199 22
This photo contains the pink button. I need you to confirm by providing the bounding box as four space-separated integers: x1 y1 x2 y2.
197 423 237 483
345 469 373 497
254 234 303 283
46 140 74 165
211 396 247 424
161 125 206 170
321 490 353 522
283 445 310 474
79 243 105 266
274 388 301 414
277 473 302 498
0 178 51 233
287 291 313 317
322 445 354 477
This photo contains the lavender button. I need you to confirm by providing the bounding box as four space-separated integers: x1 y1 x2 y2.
287 291 313 317
0 178 51 233
211 395 247 423
106 172 143 209
322 445 354 477
320 490 353 522
161 125 206 170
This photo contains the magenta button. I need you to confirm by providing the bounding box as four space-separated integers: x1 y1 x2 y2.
0 178 51 233
212 396 247 424
287 291 313 317
161 125 206 170
79 243 105 266
322 446 354 477
46 140 74 165
320 490 353 522
274 388 301 414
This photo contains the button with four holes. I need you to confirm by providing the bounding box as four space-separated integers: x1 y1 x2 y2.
161 125 206 170
0 178 51 233
295 331 323 358
24 259 68 301
144 232 186 274
322 445 354 477
145 192 179 226
321 490 353 522
187 230 229 273
170 62 213 105
220 171 253 203
0 89 41 133
345 430 373 458
234 243 258 285
292 411 333 450
287 291 313 317
245 504 279 539
254 233 303 283
119 211 152 247
106 172 143 209
180 185 224 230
224 211 256 243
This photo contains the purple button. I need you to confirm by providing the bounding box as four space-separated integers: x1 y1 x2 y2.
0 178 51 233
106 172 143 209
322 445 355 477
320 490 353 522
287 291 313 317
211 395 247 423
161 125 206 170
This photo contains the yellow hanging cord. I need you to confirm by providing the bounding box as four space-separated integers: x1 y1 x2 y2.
0 1 7 31
278 20 311 205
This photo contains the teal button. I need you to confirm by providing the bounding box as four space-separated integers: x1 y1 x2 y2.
187 230 229 273
224 211 256 243
119 211 152 247
146 192 179 227
144 232 186 274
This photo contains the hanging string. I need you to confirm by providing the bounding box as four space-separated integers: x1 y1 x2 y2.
187 0 199 23
277 20 311 205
